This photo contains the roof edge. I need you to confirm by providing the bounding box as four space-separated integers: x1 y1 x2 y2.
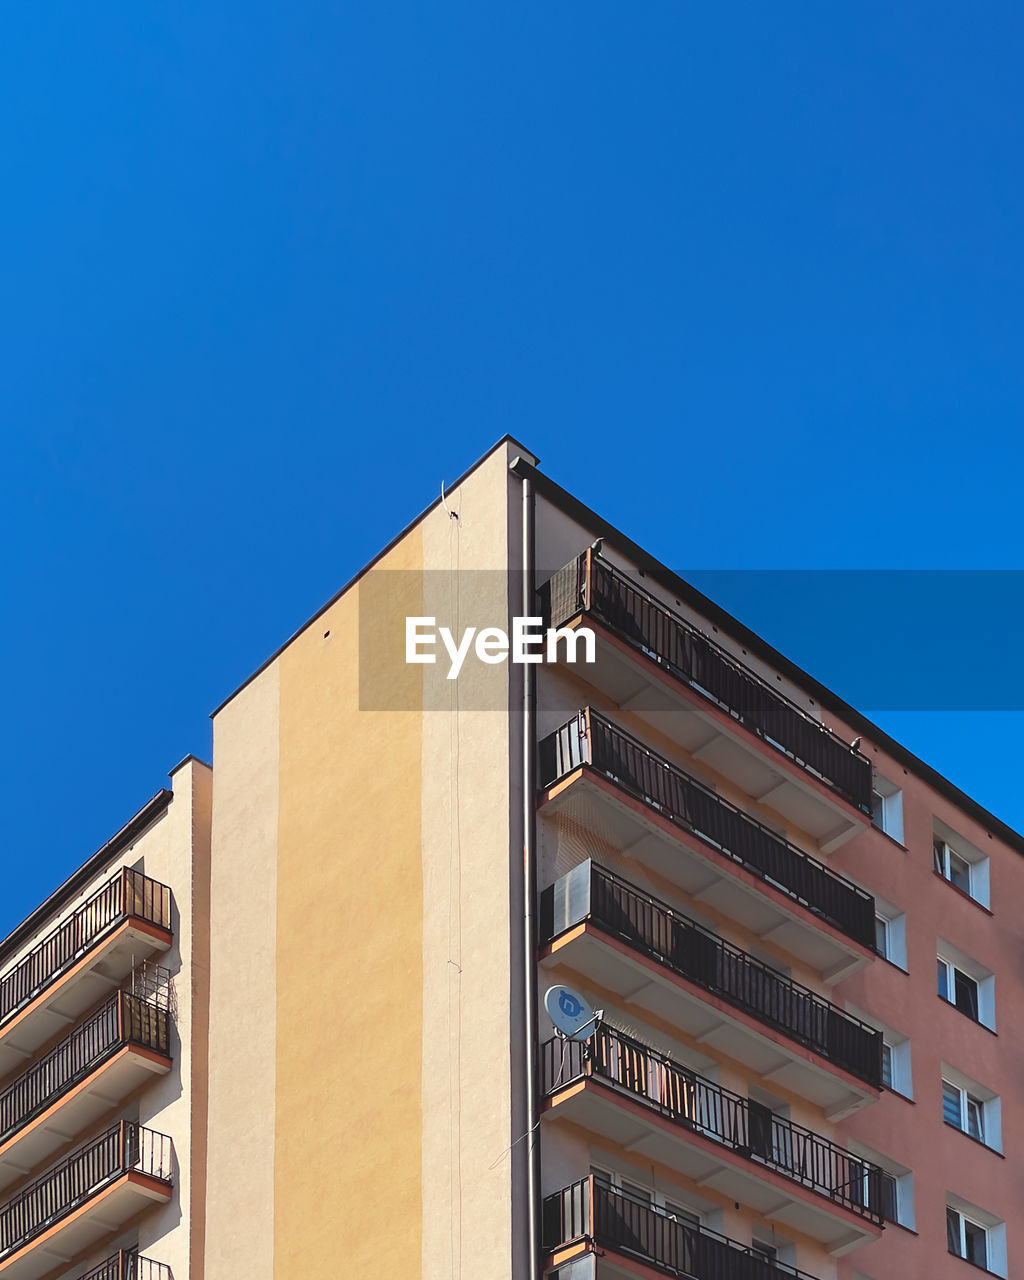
0 789 174 967
510 456 1024 857
210 433 537 717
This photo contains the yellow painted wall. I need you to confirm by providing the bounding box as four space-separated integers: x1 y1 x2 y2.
274 528 424 1275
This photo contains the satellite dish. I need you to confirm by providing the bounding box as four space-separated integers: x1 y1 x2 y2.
544 985 602 1041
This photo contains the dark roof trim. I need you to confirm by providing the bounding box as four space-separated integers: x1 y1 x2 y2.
0 789 173 967
210 433 538 717
510 455 1024 857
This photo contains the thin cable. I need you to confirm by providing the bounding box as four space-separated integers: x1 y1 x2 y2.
489 1035 573 1169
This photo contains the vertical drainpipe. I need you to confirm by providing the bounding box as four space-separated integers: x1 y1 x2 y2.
513 457 542 1280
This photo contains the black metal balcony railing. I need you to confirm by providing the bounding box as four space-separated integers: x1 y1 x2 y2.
541 861 882 1089
0 989 171 1147
78 1252 171 1280
0 1122 173 1260
542 551 873 814
542 1026 889 1224
545 1176 821 1280
0 869 172 1031
540 709 876 951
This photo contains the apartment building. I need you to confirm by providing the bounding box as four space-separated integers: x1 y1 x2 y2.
0 436 1018 1279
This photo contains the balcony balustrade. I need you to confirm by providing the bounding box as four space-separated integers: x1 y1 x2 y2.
0 871 172 1077
542 1025 892 1249
76 1252 170 1280
544 1176 823 1280
0 1122 172 1278
540 709 876 960
541 551 872 845
541 861 882 1101
0 989 171 1188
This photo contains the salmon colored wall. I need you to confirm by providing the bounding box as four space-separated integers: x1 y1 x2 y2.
827 729 1020 1279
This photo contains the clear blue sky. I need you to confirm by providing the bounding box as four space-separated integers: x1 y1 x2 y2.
3 3 1024 936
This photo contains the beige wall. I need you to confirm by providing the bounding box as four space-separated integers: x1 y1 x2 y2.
205 438 526 1278
206 666 280 1277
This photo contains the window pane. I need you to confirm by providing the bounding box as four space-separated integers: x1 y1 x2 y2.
879 1172 898 1224
620 1179 652 1207
938 959 949 1000
964 1220 987 1266
934 838 947 875
875 917 888 955
881 1043 893 1088
942 1082 962 1128
949 851 972 894
947 1207 962 1256
954 969 980 1020
872 792 886 829
967 1096 985 1141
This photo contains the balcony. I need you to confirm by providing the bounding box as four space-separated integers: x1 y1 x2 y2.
542 1026 887 1254
541 552 872 849
76 1251 170 1280
539 710 875 979
540 862 881 1118
0 1123 172 1279
0 871 172 1077
544 1176 824 1280
0 989 172 1192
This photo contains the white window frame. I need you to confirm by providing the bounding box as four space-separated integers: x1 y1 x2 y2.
870 775 904 843
937 943 995 1030
933 824 990 908
941 1065 1002 1152
943 1079 984 1141
847 1141 915 1230
946 1195 1007 1277
873 896 907 968
590 1166 711 1230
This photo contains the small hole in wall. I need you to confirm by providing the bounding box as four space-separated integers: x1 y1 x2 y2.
323 630 330 639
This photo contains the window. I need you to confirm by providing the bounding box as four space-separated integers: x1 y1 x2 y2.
946 1197 1006 1276
941 1066 1002 1151
591 1167 709 1229
947 1207 988 1268
935 839 972 893
847 1142 915 1230
878 1171 899 1224
938 958 979 1019
937 945 995 1029
933 825 990 908
871 775 904 842
944 1080 984 1141
848 1162 900 1224
750 1232 797 1269
873 898 907 967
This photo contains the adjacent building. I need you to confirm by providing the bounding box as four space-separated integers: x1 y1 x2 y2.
0 437 1017 1279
